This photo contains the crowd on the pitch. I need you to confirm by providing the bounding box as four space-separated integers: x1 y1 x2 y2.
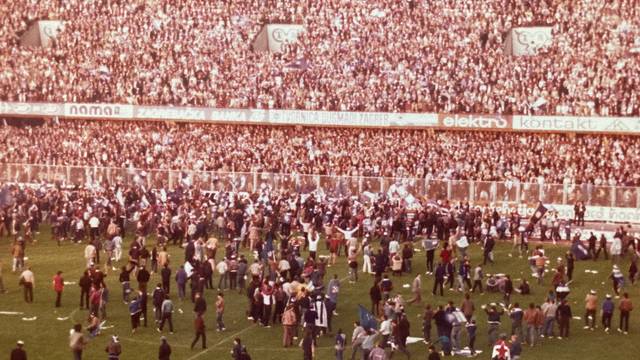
3 178 639 359
2 120 640 188
1 0 639 116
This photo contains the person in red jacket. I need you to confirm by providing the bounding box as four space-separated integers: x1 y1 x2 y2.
52 270 64 307
191 314 206 350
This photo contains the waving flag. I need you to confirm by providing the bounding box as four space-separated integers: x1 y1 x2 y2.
491 340 511 359
358 304 377 331
526 202 548 232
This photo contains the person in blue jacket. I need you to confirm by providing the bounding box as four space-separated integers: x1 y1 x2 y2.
602 294 615 332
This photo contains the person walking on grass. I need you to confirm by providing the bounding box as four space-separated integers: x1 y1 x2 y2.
70 323 88 360
105 335 122 360
407 273 422 305
19 266 34 303
432 262 445 296
10 340 27 360
158 336 172 360
191 314 206 350
158 295 174 334
618 292 633 334
523 303 537 347
602 294 615 332
282 304 297 347
216 292 226 331
52 270 64 307
556 299 572 339
0 260 7 294
584 290 598 330
335 328 346 360
152 283 166 326
129 296 142 333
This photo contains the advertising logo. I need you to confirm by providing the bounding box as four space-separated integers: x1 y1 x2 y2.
438 114 512 130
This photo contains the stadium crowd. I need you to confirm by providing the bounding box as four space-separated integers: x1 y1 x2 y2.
1 120 640 188
1 0 639 116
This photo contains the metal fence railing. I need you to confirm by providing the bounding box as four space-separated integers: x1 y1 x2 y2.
1 163 638 209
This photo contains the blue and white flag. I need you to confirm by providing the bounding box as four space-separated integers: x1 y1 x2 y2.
358 304 377 331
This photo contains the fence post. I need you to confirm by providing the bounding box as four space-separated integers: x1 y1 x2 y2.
380 177 385 193
469 181 475 203
611 185 616 208
447 180 452 200
424 178 429 198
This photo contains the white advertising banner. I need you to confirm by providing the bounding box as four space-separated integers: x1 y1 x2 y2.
513 115 640 133
1 101 640 134
63 103 134 119
135 105 207 121
206 108 437 127
496 202 640 224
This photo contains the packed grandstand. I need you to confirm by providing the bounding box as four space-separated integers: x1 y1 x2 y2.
1 0 638 116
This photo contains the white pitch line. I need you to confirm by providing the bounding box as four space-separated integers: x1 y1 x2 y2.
120 336 190 349
185 324 257 360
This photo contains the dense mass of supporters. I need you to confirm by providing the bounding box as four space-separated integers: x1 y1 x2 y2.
1 120 640 187
1 0 639 116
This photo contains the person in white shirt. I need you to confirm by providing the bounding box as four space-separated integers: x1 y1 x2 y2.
389 239 400 255
300 219 312 250
216 259 228 290
279 258 291 280
89 215 100 241
113 236 123 263
308 228 320 260
314 295 328 335
84 243 96 267
74 217 85 243
337 225 359 242
19 267 35 303
379 315 392 346
362 240 373 274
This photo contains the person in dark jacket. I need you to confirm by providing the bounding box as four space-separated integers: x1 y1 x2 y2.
119 266 132 303
369 280 382 316
503 275 514 306
483 235 495 265
139 290 149 327
510 334 522 360
174 266 187 301
161 265 172 295
191 314 206 349
137 265 151 293
556 299 572 339
79 270 92 309
158 336 172 360
152 284 166 325
194 292 207 317
427 344 440 360
433 262 445 296
10 340 27 360
129 297 142 333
